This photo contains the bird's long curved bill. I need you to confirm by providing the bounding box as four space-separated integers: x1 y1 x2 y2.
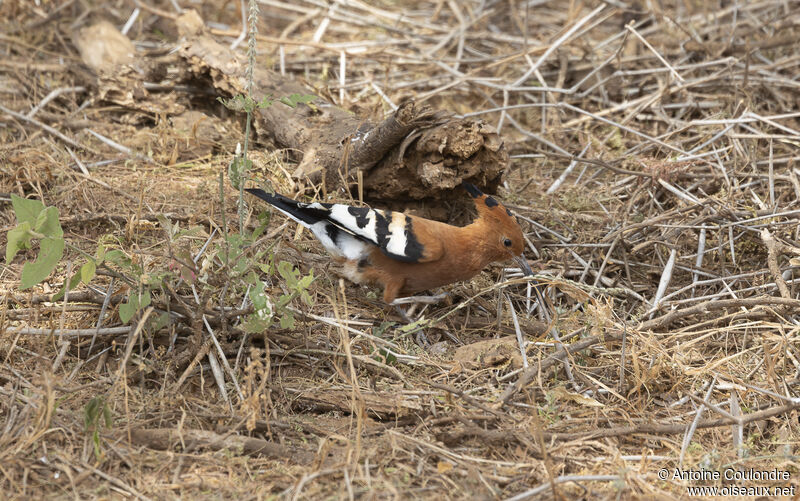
513 254 534 276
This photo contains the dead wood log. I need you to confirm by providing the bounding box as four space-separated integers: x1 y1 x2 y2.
72 20 184 118
177 15 508 202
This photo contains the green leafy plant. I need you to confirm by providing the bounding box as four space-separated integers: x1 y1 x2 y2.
280 93 317 108
4 0 319 406
214 0 315 234
5 196 120 303
241 259 314 332
6 195 65 289
53 243 111 301
119 289 151 324
220 91 316 204
84 396 113 461
538 391 560 424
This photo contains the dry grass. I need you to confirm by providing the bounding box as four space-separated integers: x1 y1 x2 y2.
2 0 800 499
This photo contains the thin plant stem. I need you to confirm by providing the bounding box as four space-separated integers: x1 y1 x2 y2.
238 0 260 234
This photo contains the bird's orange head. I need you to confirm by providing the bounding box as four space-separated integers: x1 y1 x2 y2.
463 182 533 275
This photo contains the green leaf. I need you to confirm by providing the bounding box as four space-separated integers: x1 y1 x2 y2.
6 221 32 263
81 260 96 284
279 93 317 108
217 95 253 112
228 156 252 191
179 264 196 283
104 249 131 268
92 430 102 460
275 293 292 308
245 269 259 285
277 261 298 287
11 194 45 226
119 290 150 323
279 311 294 329
252 210 271 240
33 206 62 238
251 246 271 265
84 396 103 430
149 312 172 332
241 316 272 333
102 402 112 428
95 242 106 265
398 317 429 333
298 272 314 289
20 236 64 289
53 271 82 301
174 225 203 239
119 301 136 323
248 279 268 312
233 255 250 274
257 95 276 108
373 349 397 365
139 290 151 309
243 279 273 332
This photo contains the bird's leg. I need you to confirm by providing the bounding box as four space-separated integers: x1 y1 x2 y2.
391 295 449 347
383 280 421 339
394 305 412 323
391 305 429 345
384 282 442 346
390 291 449 326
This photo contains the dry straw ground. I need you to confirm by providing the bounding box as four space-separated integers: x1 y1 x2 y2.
2 0 800 499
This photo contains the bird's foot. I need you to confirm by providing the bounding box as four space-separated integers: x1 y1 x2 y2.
390 293 448 347
393 304 434 346
394 305 412 323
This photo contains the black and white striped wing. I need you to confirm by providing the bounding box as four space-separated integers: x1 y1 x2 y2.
246 189 436 263
323 205 430 263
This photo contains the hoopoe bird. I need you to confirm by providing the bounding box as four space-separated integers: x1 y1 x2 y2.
246 182 534 306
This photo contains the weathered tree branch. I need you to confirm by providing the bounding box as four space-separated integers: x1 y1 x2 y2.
178 20 508 201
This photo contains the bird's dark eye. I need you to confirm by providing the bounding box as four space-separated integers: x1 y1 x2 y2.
503 238 512 247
